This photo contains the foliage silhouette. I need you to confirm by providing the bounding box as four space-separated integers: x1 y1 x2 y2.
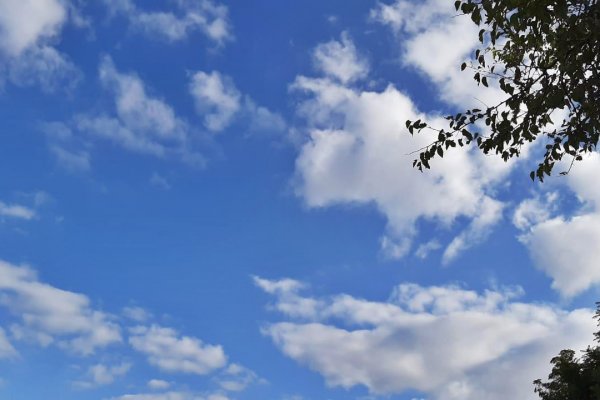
407 0 600 181
534 303 600 399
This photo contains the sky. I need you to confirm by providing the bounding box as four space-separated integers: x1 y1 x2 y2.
0 0 599 399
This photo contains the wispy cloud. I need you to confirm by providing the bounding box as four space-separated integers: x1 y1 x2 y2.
104 0 233 46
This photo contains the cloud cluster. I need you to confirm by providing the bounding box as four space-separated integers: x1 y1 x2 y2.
105 0 233 45
0 259 259 398
516 154 600 297
291 33 508 260
129 325 227 375
312 32 369 84
0 260 121 355
0 0 81 92
189 71 241 132
81 56 192 157
74 362 132 388
108 391 229 400
256 277 595 399
46 59 285 172
46 56 206 170
370 0 505 108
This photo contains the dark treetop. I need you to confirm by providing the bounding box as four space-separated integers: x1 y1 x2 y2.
534 303 600 399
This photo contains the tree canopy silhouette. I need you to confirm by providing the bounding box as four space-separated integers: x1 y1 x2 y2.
533 303 600 399
407 0 600 181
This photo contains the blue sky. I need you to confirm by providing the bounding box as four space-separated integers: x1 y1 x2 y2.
0 1 599 399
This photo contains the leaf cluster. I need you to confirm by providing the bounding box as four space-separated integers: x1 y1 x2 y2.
408 0 600 181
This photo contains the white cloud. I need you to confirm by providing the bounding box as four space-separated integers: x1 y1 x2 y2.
0 0 81 92
291 74 508 260
74 362 132 388
216 363 261 392
253 276 321 319
108 392 207 400
0 0 66 56
286 13 526 261
525 214 600 298
370 0 505 108
0 201 35 220
189 71 241 132
189 71 286 134
148 379 171 390
0 191 53 223
442 197 504 264
312 32 369 84
513 192 558 231
415 239 441 259
242 97 287 135
123 306 153 323
0 260 121 355
106 0 232 45
99 57 185 142
5 45 81 93
257 277 595 399
516 154 600 297
0 328 18 359
129 325 227 375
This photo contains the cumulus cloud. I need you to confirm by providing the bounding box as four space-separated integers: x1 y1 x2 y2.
0 260 121 355
253 276 321 319
312 32 369 84
74 362 132 388
105 0 232 45
291 69 508 260
257 277 595 399
189 71 241 132
370 0 505 108
0 0 81 92
516 154 600 297
189 70 286 133
0 260 250 397
0 0 65 56
129 325 227 375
